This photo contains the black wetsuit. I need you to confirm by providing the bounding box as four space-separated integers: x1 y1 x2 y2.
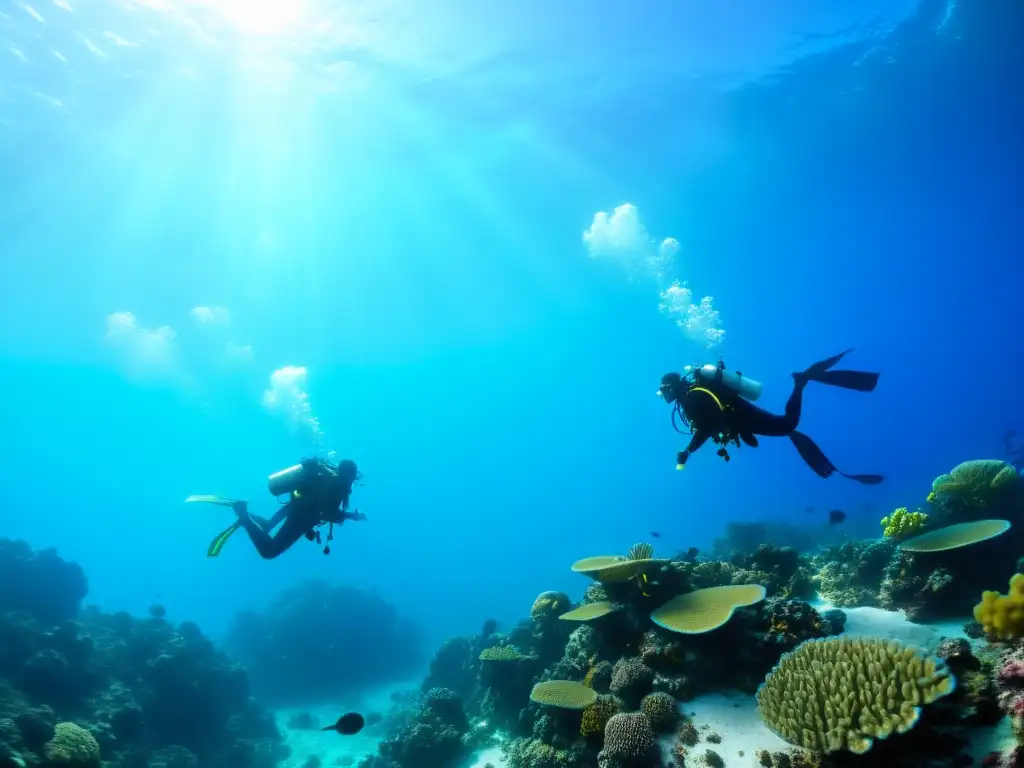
236 460 355 559
673 350 884 484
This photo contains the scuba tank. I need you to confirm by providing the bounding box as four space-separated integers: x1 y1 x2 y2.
267 459 335 497
686 363 763 402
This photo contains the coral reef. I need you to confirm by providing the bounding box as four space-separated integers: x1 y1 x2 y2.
0 538 288 768
226 580 424 704
353 455 1024 768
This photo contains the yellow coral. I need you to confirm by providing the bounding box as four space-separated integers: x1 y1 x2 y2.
581 694 620 739
881 507 928 540
757 637 956 755
973 573 1024 639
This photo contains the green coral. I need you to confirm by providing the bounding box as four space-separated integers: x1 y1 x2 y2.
580 694 621 740
43 722 100 766
881 508 928 540
929 459 1019 508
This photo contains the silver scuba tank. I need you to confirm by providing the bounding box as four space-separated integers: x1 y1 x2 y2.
691 363 763 402
268 464 307 497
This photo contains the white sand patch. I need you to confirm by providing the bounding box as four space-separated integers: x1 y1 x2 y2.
464 744 507 768
660 691 789 767
813 601 977 653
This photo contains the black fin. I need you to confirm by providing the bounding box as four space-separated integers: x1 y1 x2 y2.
813 369 880 392
739 432 759 447
795 349 879 392
789 431 883 484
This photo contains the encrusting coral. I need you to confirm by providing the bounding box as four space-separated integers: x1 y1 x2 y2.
756 637 957 754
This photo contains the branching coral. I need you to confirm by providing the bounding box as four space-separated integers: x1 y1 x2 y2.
42 722 100 766
881 508 928 540
756 637 956 754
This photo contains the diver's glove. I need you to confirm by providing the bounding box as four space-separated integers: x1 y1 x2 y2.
675 450 689 470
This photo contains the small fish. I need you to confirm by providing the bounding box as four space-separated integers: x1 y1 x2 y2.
321 712 365 736
805 505 815 515
650 531 661 538
828 509 847 526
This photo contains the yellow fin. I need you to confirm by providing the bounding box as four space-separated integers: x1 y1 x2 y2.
207 522 241 557
186 495 241 507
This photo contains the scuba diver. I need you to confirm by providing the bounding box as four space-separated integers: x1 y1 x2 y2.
187 457 366 559
658 349 884 484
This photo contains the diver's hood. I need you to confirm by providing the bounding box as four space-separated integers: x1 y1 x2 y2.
658 372 683 403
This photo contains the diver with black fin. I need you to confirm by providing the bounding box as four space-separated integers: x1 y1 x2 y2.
187 457 366 559
657 349 884 484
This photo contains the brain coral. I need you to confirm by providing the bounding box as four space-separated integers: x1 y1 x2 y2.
531 591 572 619
640 691 679 733
756 636 956 754
600 712 656 762
43 722 101 766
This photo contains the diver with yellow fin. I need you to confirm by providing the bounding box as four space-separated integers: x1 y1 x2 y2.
657 349 883 484
187 458 365 558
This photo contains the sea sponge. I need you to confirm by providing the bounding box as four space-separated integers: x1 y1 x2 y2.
880 508 928 540
530 680 598 710
600 712 656 762
42 722 101 766
898 519 1010 553
559 602 619 621
581 695 621 740
531 591 572 619
974 573 1024 639
640 691 679 733
650 584 766 634
756 636 956 754
609 657 655 703
479 646 525 662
